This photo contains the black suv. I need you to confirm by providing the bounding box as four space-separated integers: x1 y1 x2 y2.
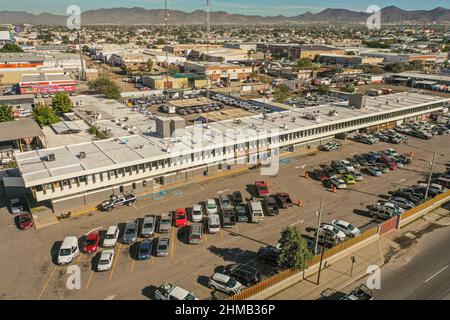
257 246 282 267
224 264 263 286
232 191 244 205
262 197 280 216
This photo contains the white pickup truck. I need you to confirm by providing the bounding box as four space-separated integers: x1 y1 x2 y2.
154 282 198 300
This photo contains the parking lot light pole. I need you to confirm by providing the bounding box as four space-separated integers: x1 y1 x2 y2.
424 152 436 201
314 195 324 255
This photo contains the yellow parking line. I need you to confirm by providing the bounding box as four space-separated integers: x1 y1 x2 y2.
109 243 122 281
235 224 239 233
204 234 208 245
37 265 57 300
170 227 175 258
130 259 136 273
85 270 94 289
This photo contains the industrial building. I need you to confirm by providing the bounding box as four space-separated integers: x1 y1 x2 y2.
19 73 76 95
11 92 450 215
256 43 345 60
184 61 253 82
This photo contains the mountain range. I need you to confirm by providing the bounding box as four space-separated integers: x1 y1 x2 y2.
0 6 449 25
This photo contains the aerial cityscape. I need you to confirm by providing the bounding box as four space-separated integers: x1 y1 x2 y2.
0 0 449 306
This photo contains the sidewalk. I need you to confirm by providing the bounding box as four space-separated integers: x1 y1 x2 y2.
269 238 386 300
268 207 449 300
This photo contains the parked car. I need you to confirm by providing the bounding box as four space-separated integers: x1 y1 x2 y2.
223 264 263 286
388 197 415 210
331 220 361 238
323 178 346 189
232 191 244 205
57 236 80 265
137 239 153 260
97 250 115 271
103 225 120 247
318 224 346 242
256 246 281 267
154 282 197 300
365 165 382 177
369 205 398 220
352 171 364 181
208 273 244 295
341 160 355 172
313 169 328 181
323 165 338 178
174 208 188 228
141 215 156 238
255 181 270 197
84 232 99 253
206 198 218 215
331 160 346 174
156 237 170 257
159 213 172 233
17 212 33 230
262 197 280 216
390 191 422 206
207 214 221 233
188 223 203 245
123 220 138 244
235 204 249 222
9 198 24 214
342 173 356 185
274 193 293 208
353 155 369 166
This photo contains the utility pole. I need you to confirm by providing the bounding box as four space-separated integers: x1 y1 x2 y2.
424 152 437 201
78 30 86 81
314 195 324 256
164 0 170 85
206 0 211 105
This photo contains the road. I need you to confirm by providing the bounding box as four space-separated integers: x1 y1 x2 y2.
342 217 450 300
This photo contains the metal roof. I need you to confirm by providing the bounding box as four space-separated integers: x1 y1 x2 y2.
0 119 43 143
14 92 450 187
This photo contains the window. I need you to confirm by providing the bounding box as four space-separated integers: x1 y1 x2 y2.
79 176 87 184
62 180 70 187
119 186 124 193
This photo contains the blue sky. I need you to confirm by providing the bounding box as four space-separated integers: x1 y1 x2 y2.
2 0 449 16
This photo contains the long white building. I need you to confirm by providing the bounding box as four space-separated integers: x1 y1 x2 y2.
13 92 450 215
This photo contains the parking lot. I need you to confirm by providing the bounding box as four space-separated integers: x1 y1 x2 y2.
0 134 448 300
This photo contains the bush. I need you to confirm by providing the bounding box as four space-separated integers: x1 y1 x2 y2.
278 227 313 270
88 77 122 100
52 92 73 113
33 104 60 127
0 104 14 122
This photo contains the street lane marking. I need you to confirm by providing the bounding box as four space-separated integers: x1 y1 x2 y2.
424 265 448 283
85 270 94 289
37 265 57 300
109 243 122 281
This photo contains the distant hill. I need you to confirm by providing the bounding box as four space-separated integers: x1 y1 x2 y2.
0 6 449 25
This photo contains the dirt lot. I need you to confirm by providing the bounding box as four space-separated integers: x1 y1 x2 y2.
0 134 448 300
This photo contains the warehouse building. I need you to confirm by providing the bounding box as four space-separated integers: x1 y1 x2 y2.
11 92 450 215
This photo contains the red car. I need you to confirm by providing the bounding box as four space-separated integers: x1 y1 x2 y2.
17 212 33 230
380 156 398 170
84 232 99 253
313 169 328 181
175 208 188 228
255 181 269 197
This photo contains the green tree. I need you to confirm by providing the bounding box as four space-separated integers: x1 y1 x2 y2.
33 104 60 127
277 227 313 270
344 84 356 93
0 105 14 122
52 92 72 113
384 62 408 73
146 59 154 72
0 43 24 53
156 38 166 45
295 57 313 68
317 84 330 95
88 77 122 100
273 84 292 103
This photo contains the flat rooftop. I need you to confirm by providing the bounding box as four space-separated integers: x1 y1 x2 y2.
395 72 450 83
15 92 450 187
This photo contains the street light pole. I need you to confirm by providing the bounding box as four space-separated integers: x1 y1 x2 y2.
424 152 436 201
314 195 324 255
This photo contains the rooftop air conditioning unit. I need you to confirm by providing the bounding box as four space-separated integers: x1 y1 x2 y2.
47 153 56 162
79 152 86 159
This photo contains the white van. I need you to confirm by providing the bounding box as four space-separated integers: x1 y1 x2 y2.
103 226 120 247
57 236 80 265
249 201 264 223
207 214 221 234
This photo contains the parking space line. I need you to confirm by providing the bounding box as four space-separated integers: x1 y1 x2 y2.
130 259 136 272
204 234 208 245
37 265 57 300
170 227 175 258
85 270 94 290
109 243 122 281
